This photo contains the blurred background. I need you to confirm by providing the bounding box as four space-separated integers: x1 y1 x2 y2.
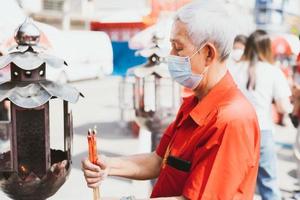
0 0 299 78
0 0 300 200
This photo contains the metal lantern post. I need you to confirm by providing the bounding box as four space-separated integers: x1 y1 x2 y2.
120 36 181 151
0 19 82 200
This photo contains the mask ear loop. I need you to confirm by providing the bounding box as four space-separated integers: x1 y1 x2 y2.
190 43 209 77
201 66 209 75
189 42 207 59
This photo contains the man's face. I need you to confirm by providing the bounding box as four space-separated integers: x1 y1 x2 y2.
169 21 207 75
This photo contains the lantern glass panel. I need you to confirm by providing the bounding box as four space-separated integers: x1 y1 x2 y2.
120 77 135 110
143 75 156 112
134 77 143 111
0 121 11 171
157 78 174 109
15 108 49 177
49 99 64 150
120 77 136 121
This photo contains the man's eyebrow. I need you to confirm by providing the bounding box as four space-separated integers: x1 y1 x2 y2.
170 38 182 44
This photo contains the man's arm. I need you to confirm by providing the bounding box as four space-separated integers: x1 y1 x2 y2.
274 97 293 114
104 196 187 200
82 152 162 188
151 196 187 200
107 152 162 180
273 68 293 114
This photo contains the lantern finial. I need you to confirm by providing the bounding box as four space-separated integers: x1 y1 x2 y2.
14 17 41 46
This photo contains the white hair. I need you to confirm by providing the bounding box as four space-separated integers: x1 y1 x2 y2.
175 0 235 61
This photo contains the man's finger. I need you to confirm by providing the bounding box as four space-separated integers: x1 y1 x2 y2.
87 181 101 189
96 158 107 169
83 170 102 178
82 158 101 172
86 177 101 185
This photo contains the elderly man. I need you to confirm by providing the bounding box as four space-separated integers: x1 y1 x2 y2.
82 0 260 199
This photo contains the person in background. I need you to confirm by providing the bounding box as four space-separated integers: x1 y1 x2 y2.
293 53 300 85
231 34 248 62
230 30 292 200
227 34 248 75
82 1 260 199
290 36 300 194
290 53 300 128
291 84 300 128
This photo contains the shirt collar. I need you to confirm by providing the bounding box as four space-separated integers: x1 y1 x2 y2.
190 71 237 126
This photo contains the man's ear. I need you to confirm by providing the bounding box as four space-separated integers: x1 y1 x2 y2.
205 43 217 66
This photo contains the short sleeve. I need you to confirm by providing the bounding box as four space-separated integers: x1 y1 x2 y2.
155 122 175 158
183 120 259 200
156 96 195 158
273 67 291 100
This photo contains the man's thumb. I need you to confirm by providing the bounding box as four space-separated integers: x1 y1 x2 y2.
96 156 107 169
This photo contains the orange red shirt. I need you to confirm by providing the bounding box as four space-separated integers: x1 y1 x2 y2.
151 72 260 200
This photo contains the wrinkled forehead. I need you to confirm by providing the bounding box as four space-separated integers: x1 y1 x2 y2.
170 21 190 45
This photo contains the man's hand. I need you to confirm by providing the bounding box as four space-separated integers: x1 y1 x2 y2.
81 155 110 188
82 152 162 187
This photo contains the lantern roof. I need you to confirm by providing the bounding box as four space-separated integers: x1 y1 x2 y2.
0 18 67 70
128 33 170 78
0 80 83 108
136 46 167 58
127 62 170 78
0 46 67 70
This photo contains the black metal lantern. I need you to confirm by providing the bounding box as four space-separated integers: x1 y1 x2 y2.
120 35 181 150
0 18 82 200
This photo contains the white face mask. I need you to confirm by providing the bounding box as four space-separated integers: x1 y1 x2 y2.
230 49 244 62
167 44 207 90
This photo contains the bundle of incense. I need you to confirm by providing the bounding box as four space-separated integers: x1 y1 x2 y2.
88 128 100 200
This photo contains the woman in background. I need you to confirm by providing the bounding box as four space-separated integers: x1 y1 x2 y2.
231 30 292 200
227 34 247 76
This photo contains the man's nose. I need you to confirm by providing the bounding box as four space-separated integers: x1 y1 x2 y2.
170 49 177 56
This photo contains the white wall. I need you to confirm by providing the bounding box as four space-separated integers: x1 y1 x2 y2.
20 0 43 13
285 0 300 16
93 0 151 22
